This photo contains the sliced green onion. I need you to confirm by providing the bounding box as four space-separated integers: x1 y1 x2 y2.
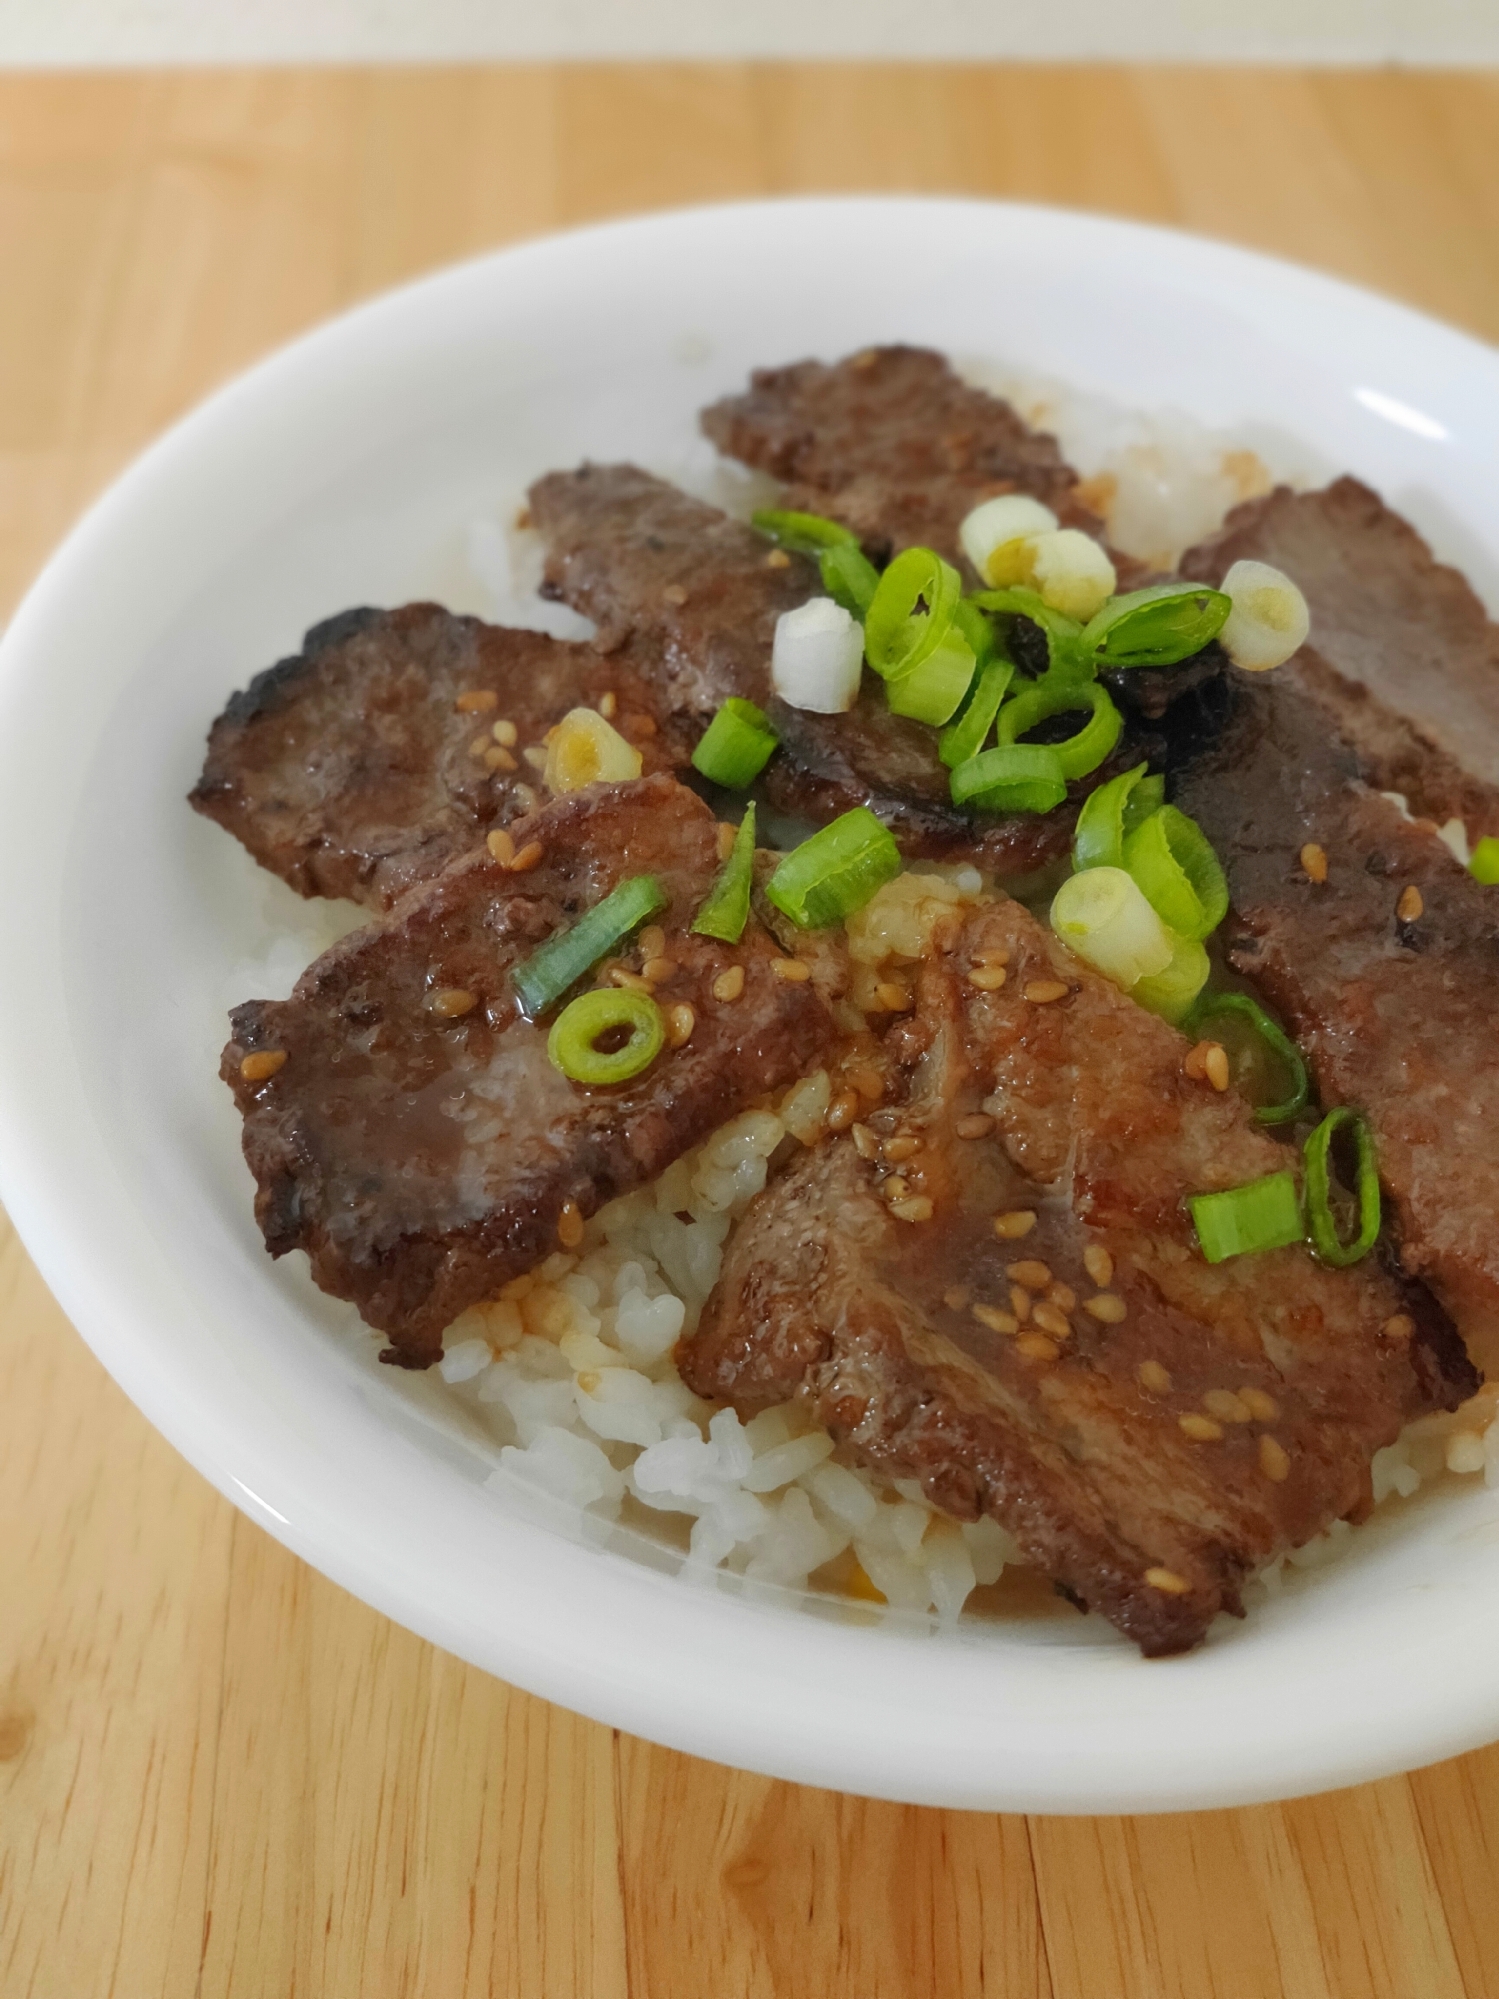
1131 931 1210 1024
970 586 1091 678
751 507 859 553
1470 835 1499 885
952 596 998 667
1122 804 1229 941
819 541 880 618
692 804 756 944
691 698 779 788
1303 1107 1381 1266
1073 762 1155 871
1051 865 1174 987
1189 1171 1305 1264
885 621 977 725
547 987 665 1087
1081 584 1232 668
996 680 1123 781
1182 991 1310 1126
766 806 902 929
939 654 1016 769
1125 773 1166 835
950 744 1068 815
511 874 668 1018
865 548 963 682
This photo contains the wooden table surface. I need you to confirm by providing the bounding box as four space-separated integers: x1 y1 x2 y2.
6 63 1499 1999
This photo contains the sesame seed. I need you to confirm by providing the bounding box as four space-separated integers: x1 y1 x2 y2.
1258 1434 1291 1482
506 840 544 873
1047 1282 1077 1312
426 988 478 1018
609 967 656 993
641 956 677 984
994 1209 1037 1240
826 1090 859 1132
850 1123 880 1161
1381 1313 1415 1341
890 1196 934 1223
663 583 689 606
1007 1260 1053 1288
485 745 518 772
486 829 515 865
512 783 539 814
974 945 1011 966
1009 1285 1032 1322
597 691 618 720
956 1113 995 1140
239 1049 287 1082
1083 1292 1128 1324
557 1200 585 1249
1239 1387 1280 1423
665 1003 695 1049
623 713 658 739
1203 1388 1253 1424
1300 842 1329 884
576 1369 600 1394
1138 1359 1172 1393
1183 1041 1210 1081
492 718 519 746
771 957 812 983
765 548 792 569
883 1134 921 1162
712 965 745 1003
1016 1333 1059 1362
1397 884 1424 922
1031 1302 1072 1340
637 926 667 961
1179 1414 1223 1442
1024 980 1069 1004
849 1066 884 1102
968 966 1008 991
1145 1567 1190 1595
469 734 493 758
882 1175 910 1203
717 822 737 860
874 981 912 1012
1204 1043 1230 1092
455 688 499 713
944 1284 971 1311
972 1302 1019 1335
1083 1245 1113 1288
522 746 549 771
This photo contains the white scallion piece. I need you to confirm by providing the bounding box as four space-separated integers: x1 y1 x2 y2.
1026 528 1118 622
1050 866 1174 989
543 707 643 792
771 597 865 713
958 493 1059 585
1219 559 1310 671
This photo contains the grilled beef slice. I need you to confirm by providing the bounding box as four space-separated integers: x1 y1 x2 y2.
222 775 838 1366
699 345 1102 567
681 895 1473 1655
191 603 684 910
1169 671 1499 1371
528 461 1125 876
1183 478 1499 836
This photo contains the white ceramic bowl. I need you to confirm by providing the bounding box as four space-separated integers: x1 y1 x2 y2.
4 198 1499 1815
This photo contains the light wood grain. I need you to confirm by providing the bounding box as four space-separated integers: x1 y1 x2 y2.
4 64 1499 1999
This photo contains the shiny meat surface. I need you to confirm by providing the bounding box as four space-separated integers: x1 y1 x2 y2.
1169 672 1499 1371
681 895 1473 1654
1183 478 1499 836
190 603 685 909
700 345 1100 568
222 776 838 1366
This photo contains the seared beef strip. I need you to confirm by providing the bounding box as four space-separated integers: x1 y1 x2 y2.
1183 478 1499 836
191 603 685 910
682 895 1473 1655
700 345 1102 568
528 461 1133 876
222 775 838 1366
1169 672 1499 1371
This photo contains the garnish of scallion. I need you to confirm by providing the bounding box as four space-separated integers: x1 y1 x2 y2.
511 875 668 1019
1122 804 1229 942
766 807 902 929
1303 1107 1381 1266
1470 835 1499 885
1182 991 1310 1126
751 507 879 618
547 987 665 1087
995 680 1123 782
950 743 1068 816
691 698 780 788
692 804 756 945
1072 762 1164 872
1081 583 1231 668
939 654 1015 770
1189 1171 1305 1264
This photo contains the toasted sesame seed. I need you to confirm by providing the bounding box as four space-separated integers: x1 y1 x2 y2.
712 964 745 1003
1047 1282 1077 1312
637 925 667 961
506 840 544 873
883 1134 921 1162
1259 1434 1291 1482
492 718 519 746
771 957 812 983
1138 1359 1172 1393
1145 1567 1190 1595
1016 1333 1059 1362
943 1284 971 1311
1009 1285 1032 1322
557 1200 585 1249
1031 1302 1073 1340
597 691 618 720
1397 884 1424 922
973 945 1011 966
576 1369 600 1393
882 1175 910 1203
1204 1043 1231 1092
849 1066 884 1102
717 822 737 860
1179 1413 1224 1442
826 1089 859 1132
456 688 499 713
1183 1041 1210 1081
641 956 677 984
663 583 689 606
609 967 656 993
968 966 1008 991
956 1112 995 1140
426 988 478 1018
1024 979 1069 1004
1381 1313 1415 1341
972 1303 1020 1336
1301 842 1329 884
1083 1292 1128 1324
1239 1387 1280 1423
485 745 518 771
486 828 515 864
1007 1259 1052 1289
1203 1388 1253 1424
469 733 493 757
890 1196 934 1223
664 1002 695 1049
874 981 912 1012
240 1049 287 1082
623 712 658 739
765 548 792 569
850 1122 881 1161
994 1209 1037 1240
512 783 539 813
522 745 549 771
1083 1245 1114 1288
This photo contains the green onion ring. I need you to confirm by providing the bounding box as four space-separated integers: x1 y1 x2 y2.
864 547 963 682
511 874 668 1019
1072 761 1160 871
940 654 1016 769
1081 583 1232 668
1303 1107 1382 1266
1121 803 1229 942
819 541 881 618
1189 1170 1305 1264
691 698 779 789
884 621 977 725
751 507 859 553
995 681 1123 781
548 987 665 1087
1469 835 1499 885
1182 991 1310 1125
766 806 903 929
692 803 756 944
949 743 1068 815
